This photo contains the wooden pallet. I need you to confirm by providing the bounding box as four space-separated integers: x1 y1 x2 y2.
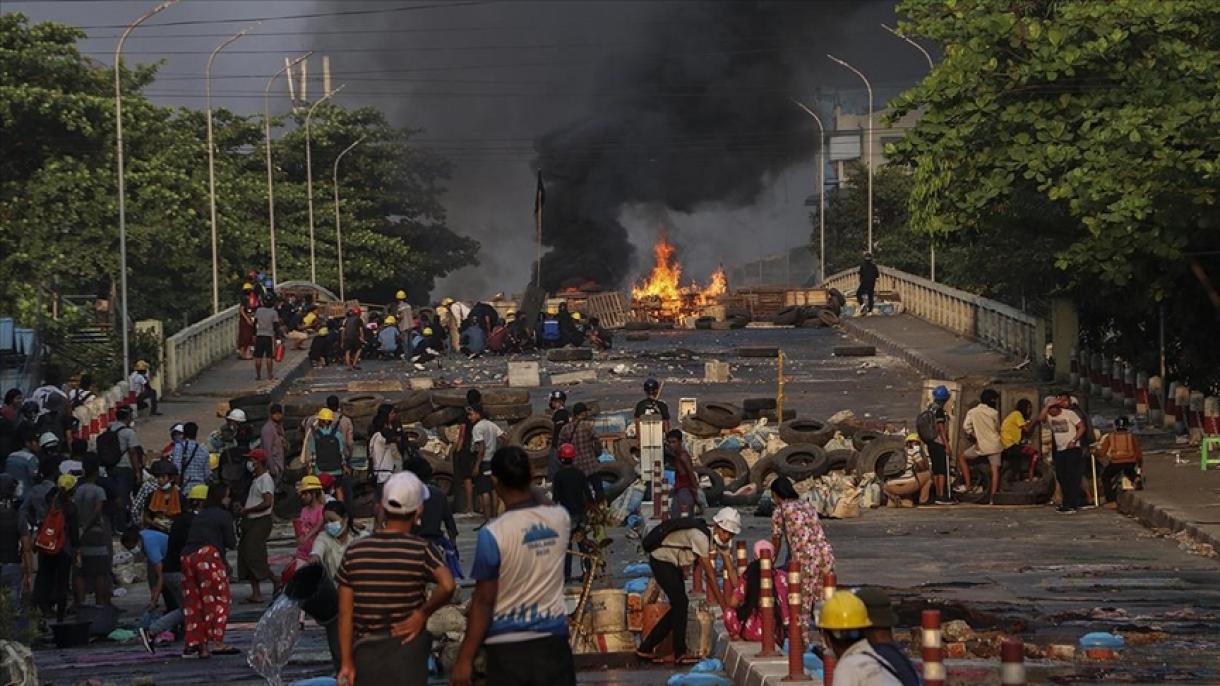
584 291 631 329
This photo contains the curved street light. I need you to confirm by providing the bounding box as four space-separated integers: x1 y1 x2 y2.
305 84 345 285
792 99 826 283
332 136 367 302
264 52 313 285
827 54 874 254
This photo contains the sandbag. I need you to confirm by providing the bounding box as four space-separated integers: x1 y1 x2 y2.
830 487 862 519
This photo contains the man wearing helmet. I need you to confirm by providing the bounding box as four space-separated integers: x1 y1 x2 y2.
957 388 1004 504
817 590 904 686
209 408 258 498
858 251 880 315
1096 416 1143 505
393 289 413 335
634 378 671 439
916 385 953 504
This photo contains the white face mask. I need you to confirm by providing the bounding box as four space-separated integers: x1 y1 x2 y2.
159 481 174 491
246 460 257 473
325 521 344 537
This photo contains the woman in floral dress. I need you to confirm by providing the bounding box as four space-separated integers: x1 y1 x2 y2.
769 476 835 642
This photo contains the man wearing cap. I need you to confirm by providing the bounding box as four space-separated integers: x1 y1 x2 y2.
451 447 575 686
546 391 571 481
172 422 210 494
130 359 161 416
636 508 737 665
138 483 208 653
337 471 455 686
854 587 921 686
816 590 903 686
237 448 278 603
552 443 596 582
883 435 933 506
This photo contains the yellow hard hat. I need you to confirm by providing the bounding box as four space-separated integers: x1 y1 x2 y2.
297 475 323 493
317 408 336 422
57 474 78 491
423 327 434 336
385 315 397 325
303 312 317 325
572 312 583 320
317 326 329 336
441 297 454 307
546 307 558 315
208 453 220 470
396 290 407 300
242 282 254 291
905 433 921 443
506 310 516 317
187 484 209 501
134 360 150 372
817 591 871 630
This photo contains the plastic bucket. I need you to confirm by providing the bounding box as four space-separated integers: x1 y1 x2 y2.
284 562 339 624
591 630 636 653
588 589 627 632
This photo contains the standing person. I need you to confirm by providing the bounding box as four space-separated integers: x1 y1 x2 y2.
556 403 600 497
237 449 278 603
634 378 670 438
455 389 482 517
816 591 903 686
237 285 257 360
368 405 402 529
336 472 456 686
99 406 144 530
67 374 96 411
442 298 470 354
73 458 114 611
136 460 181 533
5 429 41 500
450 447 575 686
172 422 210 494
261 404 286 480
551 444 593 583
394 290 414 335
0 389 24 462
309 326 333 367
769 476 835 643
342 307 365 371
546 391 571 480
129 360 161 416
138 484 207 654
664 430 698 517
635 508 737 665
468 404 504 528
33 475 79 624
957 388 1004 503
1097 416 1143 504
292 476 326 573
253 297 282 381
854 587 922 686
1039 393 1086 514
723 540 786 642
180 483 238 659
404 458 458 562
210 409 256 502
916 385 954 504
30 367 67 417
0 475 29 619
304 408 353 507
857 251 879 315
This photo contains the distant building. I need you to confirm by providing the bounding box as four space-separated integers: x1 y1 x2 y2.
829 104 922 185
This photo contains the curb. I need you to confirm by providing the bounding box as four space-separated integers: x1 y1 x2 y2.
719 632 818 686
1117 488 1220 552
837 318 958 381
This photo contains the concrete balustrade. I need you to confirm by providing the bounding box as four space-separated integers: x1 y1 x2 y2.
164 304 239 394
822 266 1041 363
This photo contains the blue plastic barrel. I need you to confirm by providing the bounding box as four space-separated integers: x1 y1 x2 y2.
13 328 34 355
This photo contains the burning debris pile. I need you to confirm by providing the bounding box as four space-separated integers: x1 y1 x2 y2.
630 235 728 321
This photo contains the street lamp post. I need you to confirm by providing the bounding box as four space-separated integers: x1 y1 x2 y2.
332 136 366 302
827 54 874 253
881 23 938 281
264 52 313 286
305 84 344 285
792 100 826 283
205 23 258 314
115 0 178 379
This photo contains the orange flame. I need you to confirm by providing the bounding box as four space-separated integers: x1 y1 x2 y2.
701 263 727 299
632 236 728 319
632 235 683 301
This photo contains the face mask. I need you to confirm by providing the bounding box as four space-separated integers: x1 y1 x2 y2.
159 481 174 491
246 460 257 473
325 521 344 537
906 445 921 455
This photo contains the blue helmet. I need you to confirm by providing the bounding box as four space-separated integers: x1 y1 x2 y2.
932 385 950 401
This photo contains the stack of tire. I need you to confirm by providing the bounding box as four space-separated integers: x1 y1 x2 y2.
681 401 744 439
420 388 533 430
694 309 750 331
771 289 846 328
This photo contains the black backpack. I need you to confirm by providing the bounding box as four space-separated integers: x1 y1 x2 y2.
915 404 940 444
642 516 710 553
96 426 128 469
314 429 344 473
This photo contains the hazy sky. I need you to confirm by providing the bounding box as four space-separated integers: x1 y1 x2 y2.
8 0 926 298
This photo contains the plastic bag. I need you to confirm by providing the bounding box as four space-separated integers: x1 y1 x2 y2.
623 577 650 593
598 450 617 463
248 595 302 686
716 436 744 451
623 562 651 576
608 482 645 526
667 672 731 686
691 658 724 673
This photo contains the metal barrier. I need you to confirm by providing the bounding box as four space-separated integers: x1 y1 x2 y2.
822 266 1041 362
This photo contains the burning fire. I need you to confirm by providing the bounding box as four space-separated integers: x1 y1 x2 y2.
632 235 728 319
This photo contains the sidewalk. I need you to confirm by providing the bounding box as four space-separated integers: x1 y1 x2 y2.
839 313 1022 382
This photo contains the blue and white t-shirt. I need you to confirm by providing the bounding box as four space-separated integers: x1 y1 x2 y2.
471 502 571 644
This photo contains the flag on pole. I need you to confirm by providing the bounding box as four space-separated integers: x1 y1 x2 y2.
534 170 545 216
534 170 545 288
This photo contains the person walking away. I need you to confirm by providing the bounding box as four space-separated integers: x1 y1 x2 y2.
35 395 72 446
343 307 365 371
0 475 30 624
97 406 144 531
957 388 1004 503
664 430 699 517
237 449 278 603
635 508 737 665
404 458 460 579
180 483 238 658
450 447 575 686
552 443 595 582
253 296 282 381
305 408 353 507
130 360 161 416
5 428 41 500
857 252 879 315
916 385 953 504
337 472 455 686
882 435 933 506
33 474 79 624
138 483 207 653
173 422 210 494
854 586 921 686
1039 394 1086 513
67 374 96 412
394 291 414 335
769 476 835 643
1097 416 1143 505
441 298 471 353
634 378 671 438
723 540 785 642
816 590 903 686
468 404 504 528
1001 399 1039 480
73 458 114 610
556 403 602 499
262 404 286 480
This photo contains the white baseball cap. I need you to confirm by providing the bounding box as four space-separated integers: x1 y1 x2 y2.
381 471 429 516
38 432 60 448
713 507 742 535
170 423 185 435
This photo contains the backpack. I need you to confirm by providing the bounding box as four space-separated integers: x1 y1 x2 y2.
96 426 128 469
314 429 344 473
541 319 561 342
1106 433 1138 463
641 516 710 554
915 405 940 444
34 501 67 555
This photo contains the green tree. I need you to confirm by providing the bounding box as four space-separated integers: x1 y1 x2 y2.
888 0 1220 387
818 162 928 277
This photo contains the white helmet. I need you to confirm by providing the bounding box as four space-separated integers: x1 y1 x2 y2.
226 408 247 423
713 507 742 535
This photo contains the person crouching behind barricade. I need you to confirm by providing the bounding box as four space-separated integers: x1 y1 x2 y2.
723 540 788 642
882 435 933 507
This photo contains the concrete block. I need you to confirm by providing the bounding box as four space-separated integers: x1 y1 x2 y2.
347 379 403 392
550 370 598 385
507 361 540 388
704 361 730 383
407 377 434 391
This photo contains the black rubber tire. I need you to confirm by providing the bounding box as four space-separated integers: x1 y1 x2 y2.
624 321 652 331
393 391 432 414
852 430 883 452
432 388 529 408
779 419 833 447
737 346 780 358
340 395 384 418
547 348 593 362
694 316 715 330
698 449 751 493
773 444 829 481
759 409 796 422
773 307 800 326
742 397 777 412
833 345 876 357
422 406 464 429
427 459 456 498
506 416 554 461
484 403 532 423
993 460 1054 504
751 455 781 490
695 467 725 507
819 310 842 327
403 426 428 447
625 333 651 342
825 449 854 473
710 320 733 331
681 416 721 439
696 402 744 430
718 490 762 508
727 316 749 330
858 437 906 477
593 459 638 502
400 401 434 424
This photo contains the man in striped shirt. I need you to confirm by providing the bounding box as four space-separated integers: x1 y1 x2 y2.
336 471 456 686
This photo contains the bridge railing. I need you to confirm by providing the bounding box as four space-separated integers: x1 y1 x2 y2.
164 305 239 393
822 265 1042 362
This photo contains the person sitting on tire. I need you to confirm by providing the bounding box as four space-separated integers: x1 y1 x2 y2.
882 435 932 507
956 388 1004 504
1095 416 1143 505
664 430 699 517
1000 398 1040 480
